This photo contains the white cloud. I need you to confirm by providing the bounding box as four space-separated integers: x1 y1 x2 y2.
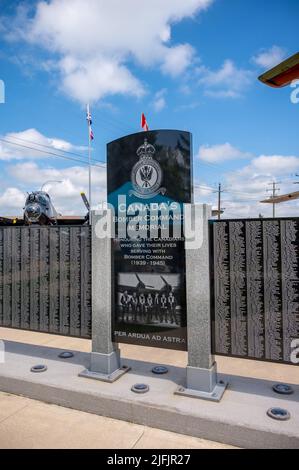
252 46 287 69
237 154 299 178
197 60 253 98
0 188 26 214
161 44 195 77
175 101 200 111
0 128 85 161
194 152 299 218
5 0 213 104
59 56 145 104
222 154 299 217
194 183 215 200
0 128 105 214
153 89 167 112
179 84 192 95
3 161 107 215
198 142 251 163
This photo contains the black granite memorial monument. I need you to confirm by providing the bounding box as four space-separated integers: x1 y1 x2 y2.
107 130 192 350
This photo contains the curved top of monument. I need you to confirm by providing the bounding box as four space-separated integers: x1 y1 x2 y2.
107 129 193 204
107 129 191 146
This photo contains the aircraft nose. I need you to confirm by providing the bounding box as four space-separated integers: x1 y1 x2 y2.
25 203 41 222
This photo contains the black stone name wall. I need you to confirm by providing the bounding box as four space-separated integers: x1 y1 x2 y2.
0 226 91 338
210 218 299 365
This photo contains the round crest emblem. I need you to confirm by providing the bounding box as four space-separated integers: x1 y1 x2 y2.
130 139 166 199
132 158 162 196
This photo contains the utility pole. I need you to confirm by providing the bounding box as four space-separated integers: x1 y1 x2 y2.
213 183 225 220
267 181 281 218
218 183 221 220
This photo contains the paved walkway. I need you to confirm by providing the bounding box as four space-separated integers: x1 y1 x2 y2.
0 391 235 449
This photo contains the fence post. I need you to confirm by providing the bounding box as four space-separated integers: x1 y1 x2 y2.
79 209 130 382
176 204 227 401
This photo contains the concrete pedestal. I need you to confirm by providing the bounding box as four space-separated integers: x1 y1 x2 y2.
179 204 227 401
79 350 130 383
175 363 226 402
79 210 129 382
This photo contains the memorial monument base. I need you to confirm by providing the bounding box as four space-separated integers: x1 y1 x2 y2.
79 351 130 383
175 363 227 402
1 339 299 449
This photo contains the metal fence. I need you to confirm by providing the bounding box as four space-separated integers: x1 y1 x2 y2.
0 226 91 338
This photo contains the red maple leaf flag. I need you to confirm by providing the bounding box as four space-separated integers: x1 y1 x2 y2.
141 112 149 131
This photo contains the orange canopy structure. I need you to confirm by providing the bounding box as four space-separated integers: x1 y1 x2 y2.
258 52 299 88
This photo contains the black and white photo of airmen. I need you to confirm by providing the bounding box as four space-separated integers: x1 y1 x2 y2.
120 290 130 322
117 273 182 327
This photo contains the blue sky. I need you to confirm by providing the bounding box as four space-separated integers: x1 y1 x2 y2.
0 0 298 216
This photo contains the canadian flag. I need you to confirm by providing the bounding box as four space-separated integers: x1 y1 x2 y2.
141 113 149 132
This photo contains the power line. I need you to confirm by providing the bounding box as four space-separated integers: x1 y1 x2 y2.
99 114 137 135
0 138 106 168
93 119 129 137
194 183 266 199
5 134 106 164
227 188 266 196
1 135 106 165
198 157 298 186
0 112 141 166
194 184 215 192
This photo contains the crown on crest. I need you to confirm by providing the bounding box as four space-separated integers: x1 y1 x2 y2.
136 139 155 158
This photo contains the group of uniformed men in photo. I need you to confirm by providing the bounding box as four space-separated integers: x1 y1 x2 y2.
119 290 178 325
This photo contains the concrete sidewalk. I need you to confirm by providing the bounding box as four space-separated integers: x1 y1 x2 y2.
0 391 235 449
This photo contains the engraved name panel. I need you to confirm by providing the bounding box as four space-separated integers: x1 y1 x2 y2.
211 218 299 365
0 226 91 338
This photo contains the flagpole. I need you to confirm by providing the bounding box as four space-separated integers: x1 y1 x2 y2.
87 103 92 225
